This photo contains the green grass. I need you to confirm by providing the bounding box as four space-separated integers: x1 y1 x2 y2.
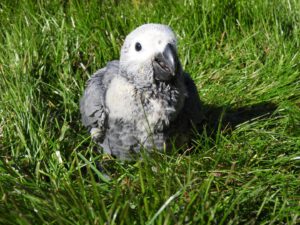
0 0 300 224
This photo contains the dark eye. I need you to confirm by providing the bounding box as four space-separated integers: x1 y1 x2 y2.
135 42 142 51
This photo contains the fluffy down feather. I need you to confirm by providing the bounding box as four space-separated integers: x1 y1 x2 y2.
80 24 202 159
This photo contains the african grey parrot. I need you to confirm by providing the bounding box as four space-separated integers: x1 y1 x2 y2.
80 24 202 160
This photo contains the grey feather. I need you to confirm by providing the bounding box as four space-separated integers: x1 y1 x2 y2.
80 24 203 160
80 61 118 142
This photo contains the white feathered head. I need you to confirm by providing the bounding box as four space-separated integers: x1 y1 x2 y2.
120 24 181 87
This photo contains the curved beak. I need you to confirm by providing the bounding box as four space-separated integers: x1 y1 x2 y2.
153 43 178 81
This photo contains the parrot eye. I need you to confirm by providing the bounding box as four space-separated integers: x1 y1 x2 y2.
135 42 142 51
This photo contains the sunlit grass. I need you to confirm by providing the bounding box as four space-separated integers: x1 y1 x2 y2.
0 0 299 224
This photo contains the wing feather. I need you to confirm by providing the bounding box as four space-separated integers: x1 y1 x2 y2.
80 60 119 141
183 72 203 127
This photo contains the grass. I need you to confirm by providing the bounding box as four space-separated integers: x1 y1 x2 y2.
0 0 299 224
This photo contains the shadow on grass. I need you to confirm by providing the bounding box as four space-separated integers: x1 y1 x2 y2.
200 101 278 135
78 102 279 178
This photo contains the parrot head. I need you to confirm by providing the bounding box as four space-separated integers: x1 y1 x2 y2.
120 24 182 87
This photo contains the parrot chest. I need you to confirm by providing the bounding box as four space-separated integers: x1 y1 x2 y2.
105 76 137 121
105 76 175 132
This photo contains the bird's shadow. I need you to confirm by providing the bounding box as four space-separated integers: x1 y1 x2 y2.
198 101 278 136
83 102 279 179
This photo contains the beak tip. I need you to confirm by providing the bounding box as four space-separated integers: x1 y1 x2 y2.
153 43 179 81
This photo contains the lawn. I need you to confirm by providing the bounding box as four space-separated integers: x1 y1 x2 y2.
0 0 299 224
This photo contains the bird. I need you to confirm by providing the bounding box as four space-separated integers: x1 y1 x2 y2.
80 23 202 160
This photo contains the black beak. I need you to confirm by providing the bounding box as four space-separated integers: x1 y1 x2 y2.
153 43 178 81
